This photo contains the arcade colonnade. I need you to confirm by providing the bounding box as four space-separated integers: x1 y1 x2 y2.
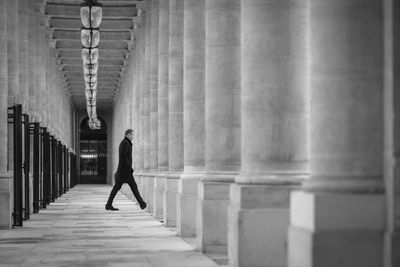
113 0 400 266
0 0 397 267
0 0 74 229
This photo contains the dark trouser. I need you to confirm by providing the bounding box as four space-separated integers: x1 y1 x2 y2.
106 178 145 205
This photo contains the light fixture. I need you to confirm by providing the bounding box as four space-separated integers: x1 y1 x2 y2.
85 89 97 99
83 63 98 75
81 0 102 129
82 48 99 64
80 0 103 28
81 28 100 48
85 81 98 89
84 74 97 83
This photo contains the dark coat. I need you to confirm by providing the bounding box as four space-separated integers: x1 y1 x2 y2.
115 137 133 183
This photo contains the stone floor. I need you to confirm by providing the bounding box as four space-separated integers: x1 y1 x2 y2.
0 185 220 267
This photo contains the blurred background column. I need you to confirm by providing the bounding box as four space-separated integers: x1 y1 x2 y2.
166 0 184 229
228 1 309 266
288 1 385 266
157 0 171 225
150 0 160 219
197 0 241 253
0 0 12 230
179 0 205 238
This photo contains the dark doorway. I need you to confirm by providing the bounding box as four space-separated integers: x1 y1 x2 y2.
79 117 107 184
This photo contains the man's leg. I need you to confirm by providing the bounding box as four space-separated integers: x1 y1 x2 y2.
127 177 146 208
106 180 123 207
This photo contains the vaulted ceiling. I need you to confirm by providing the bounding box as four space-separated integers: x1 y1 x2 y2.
42 0 144 111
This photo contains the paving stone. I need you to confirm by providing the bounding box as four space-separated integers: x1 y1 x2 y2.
0 185 219 266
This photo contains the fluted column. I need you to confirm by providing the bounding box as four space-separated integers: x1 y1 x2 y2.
34 7 42 123
197 0 241 253
150 0 161 220
133 21 142 189
137 8 146 196
0 0 8 174
39 17 47 127
179 0 205 237
7 0 19 106
145 0 158 214
18 0 28 114
0 0 13 230
144 0 153 212
28 1 37 121
167 0 184 228
129 58 134 131
144 0 152 172
228 1 309 266
45 48 52 129
289 1 385 266
5 0 20 224
156 0 170 224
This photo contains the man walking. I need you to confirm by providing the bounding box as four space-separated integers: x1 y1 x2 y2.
105 129 146 211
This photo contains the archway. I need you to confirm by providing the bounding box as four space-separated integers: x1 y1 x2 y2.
79 116 107 184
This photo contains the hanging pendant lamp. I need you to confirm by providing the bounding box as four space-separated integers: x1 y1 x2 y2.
80 0 103 28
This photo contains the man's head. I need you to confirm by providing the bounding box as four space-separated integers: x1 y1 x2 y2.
125 129 134 141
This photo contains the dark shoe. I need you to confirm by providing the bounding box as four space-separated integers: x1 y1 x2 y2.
105 204 119 211
139 202 147 210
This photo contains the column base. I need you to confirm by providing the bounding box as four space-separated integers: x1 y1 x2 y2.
163 173 179 227
146 174 154 214
228 183 296 267
197 180 231 253
135 174 141 189
137 174 148 202
288 190 385 267
153 174 166 221
177 173 201 237
0 172 13 230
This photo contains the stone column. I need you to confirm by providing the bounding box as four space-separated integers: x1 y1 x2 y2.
39 17 47 127
7 0 19 106
34 7 42 123
384 1 400 266
28 4 38 122
144 0 153 212
27 0 36 120
129 58 135 130
228 1 309 266
0 0 13 230
157 0 170 224
0 0 8 173
198 0 241 253
18 0 29 114
179 0 205 237
45 50 52 130
137 8 146 197
150 0 161 220
288 1 385 267
168 0 184 227
133 21 141 189
6 0 20 223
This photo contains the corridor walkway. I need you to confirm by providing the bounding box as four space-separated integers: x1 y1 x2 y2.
0 185 219 267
